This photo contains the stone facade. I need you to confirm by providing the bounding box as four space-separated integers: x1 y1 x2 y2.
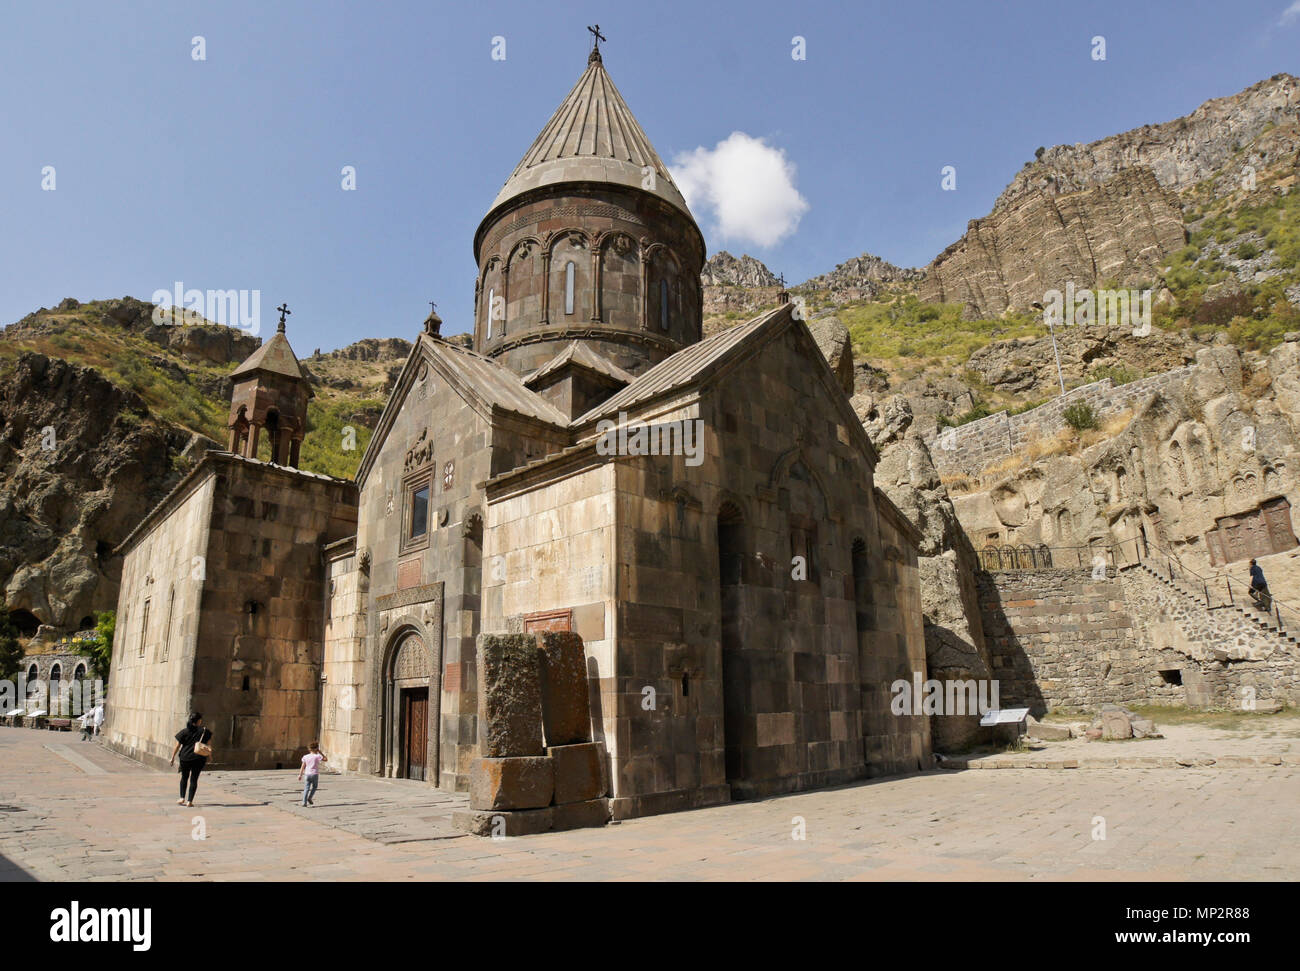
978 565 1300 717
475 188 704 377
106 450 356 769
105 51 933 825
478 315 930 817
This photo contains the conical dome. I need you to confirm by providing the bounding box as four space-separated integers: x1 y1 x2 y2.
472 51 706 380
481 52 696 228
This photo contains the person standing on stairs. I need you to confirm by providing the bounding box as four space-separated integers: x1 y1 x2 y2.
1249 559 1271 611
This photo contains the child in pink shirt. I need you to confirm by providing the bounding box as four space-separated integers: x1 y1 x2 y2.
298 742 327 806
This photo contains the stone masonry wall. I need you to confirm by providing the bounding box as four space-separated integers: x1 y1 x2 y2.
978 565 1300 715
1119 567 1300 708
927 366 1195 477
978 568 1147 713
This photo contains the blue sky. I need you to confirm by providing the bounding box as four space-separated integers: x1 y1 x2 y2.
1 0 1297 350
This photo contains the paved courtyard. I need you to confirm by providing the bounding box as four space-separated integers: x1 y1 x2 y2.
1 726 1297 881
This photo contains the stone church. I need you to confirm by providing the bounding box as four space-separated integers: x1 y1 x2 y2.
104 46 930 820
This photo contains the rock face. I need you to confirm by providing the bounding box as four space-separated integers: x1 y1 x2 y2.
700 251 780 288
853 390 993 751
943 336 1300 607
921 167 1186 318
964 325 1198 400
995 74 1300 211
805 315 854 396
307 337 412 363
798 252 924 304
0 353 201 628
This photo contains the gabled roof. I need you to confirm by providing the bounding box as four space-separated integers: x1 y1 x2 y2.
431 336 569 425
354 332 567 489
524 341 636 388
230 331 308 382
482 54 696 227
574 305 788 425
572 303 880 465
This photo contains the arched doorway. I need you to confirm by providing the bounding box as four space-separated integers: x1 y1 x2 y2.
49 663 62 715
381 630 437 781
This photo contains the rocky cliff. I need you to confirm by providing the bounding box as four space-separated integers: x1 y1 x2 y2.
995 73 1300 211
0 353 207 630
700 251 780 288
798 252 924 304
0 298 408 636
942 334 1300 608
920 166 1186 318
701 252 783 319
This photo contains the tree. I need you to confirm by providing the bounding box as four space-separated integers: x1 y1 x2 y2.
0 606 21 682
81 610 115 681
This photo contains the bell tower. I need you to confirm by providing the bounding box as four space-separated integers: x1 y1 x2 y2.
227 303 312 467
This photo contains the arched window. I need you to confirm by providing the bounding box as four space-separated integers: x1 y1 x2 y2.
138 599 150 658
660 280 669 330
49 664 61 711
852 538 874 636
564 261 576 315
487 286 495 337
161 586 175 662
26 663 37 683
74 663 87 681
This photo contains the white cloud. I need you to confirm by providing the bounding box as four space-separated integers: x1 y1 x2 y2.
1281 1 1300 25
671 132 809 248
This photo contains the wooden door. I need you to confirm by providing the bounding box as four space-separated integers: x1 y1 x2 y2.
403 688 429 781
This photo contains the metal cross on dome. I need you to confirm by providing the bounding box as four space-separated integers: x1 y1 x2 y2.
276 302 291 333
588 24 606 55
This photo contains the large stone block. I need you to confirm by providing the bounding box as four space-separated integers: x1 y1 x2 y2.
538 631 591 746
476 633 543 757
469 755 554 811
551 797 610 832
452 806 553 837
548 741 605 804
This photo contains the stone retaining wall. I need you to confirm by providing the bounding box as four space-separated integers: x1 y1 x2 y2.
928 367 1195 477
978 565 1300 714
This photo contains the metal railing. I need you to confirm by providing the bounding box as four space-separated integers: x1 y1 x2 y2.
1115 535 1296 638
976 543 1116 572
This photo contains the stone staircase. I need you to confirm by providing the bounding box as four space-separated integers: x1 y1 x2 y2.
1133 562 1298 648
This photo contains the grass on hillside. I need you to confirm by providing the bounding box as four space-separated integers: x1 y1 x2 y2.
0 306 386 481
833 294 1043 363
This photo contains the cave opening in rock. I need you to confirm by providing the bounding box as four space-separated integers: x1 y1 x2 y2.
8 609 40 637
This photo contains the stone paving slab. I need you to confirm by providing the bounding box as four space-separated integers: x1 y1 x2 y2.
942 711 1300 770
1 726 1298 880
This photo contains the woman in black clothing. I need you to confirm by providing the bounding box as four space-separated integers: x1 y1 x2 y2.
169 712 212 807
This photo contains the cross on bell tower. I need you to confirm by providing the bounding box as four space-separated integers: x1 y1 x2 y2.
226 302 312 467
424 300 442 337
587 24 606 63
